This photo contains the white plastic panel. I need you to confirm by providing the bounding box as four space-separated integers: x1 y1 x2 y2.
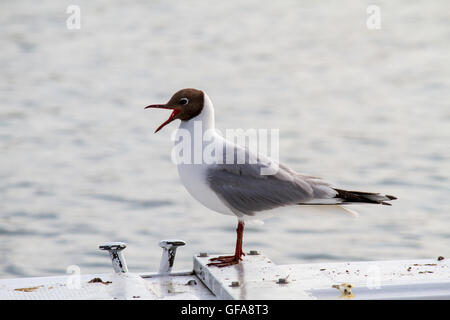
194 253 450 300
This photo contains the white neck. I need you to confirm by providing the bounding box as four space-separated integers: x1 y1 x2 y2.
179 92 215 133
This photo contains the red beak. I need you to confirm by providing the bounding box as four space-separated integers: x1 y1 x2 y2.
145 104 180 133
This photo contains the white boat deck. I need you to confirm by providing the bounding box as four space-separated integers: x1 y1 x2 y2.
1 252 449 300
195 253 450 299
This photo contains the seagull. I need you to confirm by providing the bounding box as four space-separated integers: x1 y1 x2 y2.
145 88 397 267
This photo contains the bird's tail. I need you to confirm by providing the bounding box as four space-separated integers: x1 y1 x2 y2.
333 189 397 206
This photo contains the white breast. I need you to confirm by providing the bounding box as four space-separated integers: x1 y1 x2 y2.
177 162 234 216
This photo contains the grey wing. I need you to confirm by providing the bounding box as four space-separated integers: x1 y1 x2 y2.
206 159 337 217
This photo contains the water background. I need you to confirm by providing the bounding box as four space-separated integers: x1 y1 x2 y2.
1 0 449 278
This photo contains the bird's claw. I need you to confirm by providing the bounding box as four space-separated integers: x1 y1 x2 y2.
207 254 243 267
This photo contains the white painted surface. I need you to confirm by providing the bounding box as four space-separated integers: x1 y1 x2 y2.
1 254 449 299
194 253 450 300
0 271 216 300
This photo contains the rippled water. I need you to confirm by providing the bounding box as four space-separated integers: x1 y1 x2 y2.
1 0 449 278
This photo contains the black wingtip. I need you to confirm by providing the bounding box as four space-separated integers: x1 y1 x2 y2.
334 188 397 205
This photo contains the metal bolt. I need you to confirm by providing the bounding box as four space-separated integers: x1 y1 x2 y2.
277 278 288 284
198 252 208 257
159 239 186 274
186 279 197 286
249 250 259 255
99 242 128 273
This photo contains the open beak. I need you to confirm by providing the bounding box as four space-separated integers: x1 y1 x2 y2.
145 104 180 133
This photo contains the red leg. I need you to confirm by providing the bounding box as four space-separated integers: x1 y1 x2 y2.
208 220 245 267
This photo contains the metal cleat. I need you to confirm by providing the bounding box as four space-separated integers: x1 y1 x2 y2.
158 239 186 274
99 242 128 273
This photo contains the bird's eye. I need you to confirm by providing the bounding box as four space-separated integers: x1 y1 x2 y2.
179 98 189 105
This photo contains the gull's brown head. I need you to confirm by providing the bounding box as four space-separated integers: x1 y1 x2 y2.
145 88 204 133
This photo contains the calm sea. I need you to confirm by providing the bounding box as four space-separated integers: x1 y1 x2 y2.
0 0 449 278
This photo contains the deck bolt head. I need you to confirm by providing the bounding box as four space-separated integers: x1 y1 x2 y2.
198 252 208 257
230 281 240 287
277 278 288 284
186 279 197 286
249 250 259 255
